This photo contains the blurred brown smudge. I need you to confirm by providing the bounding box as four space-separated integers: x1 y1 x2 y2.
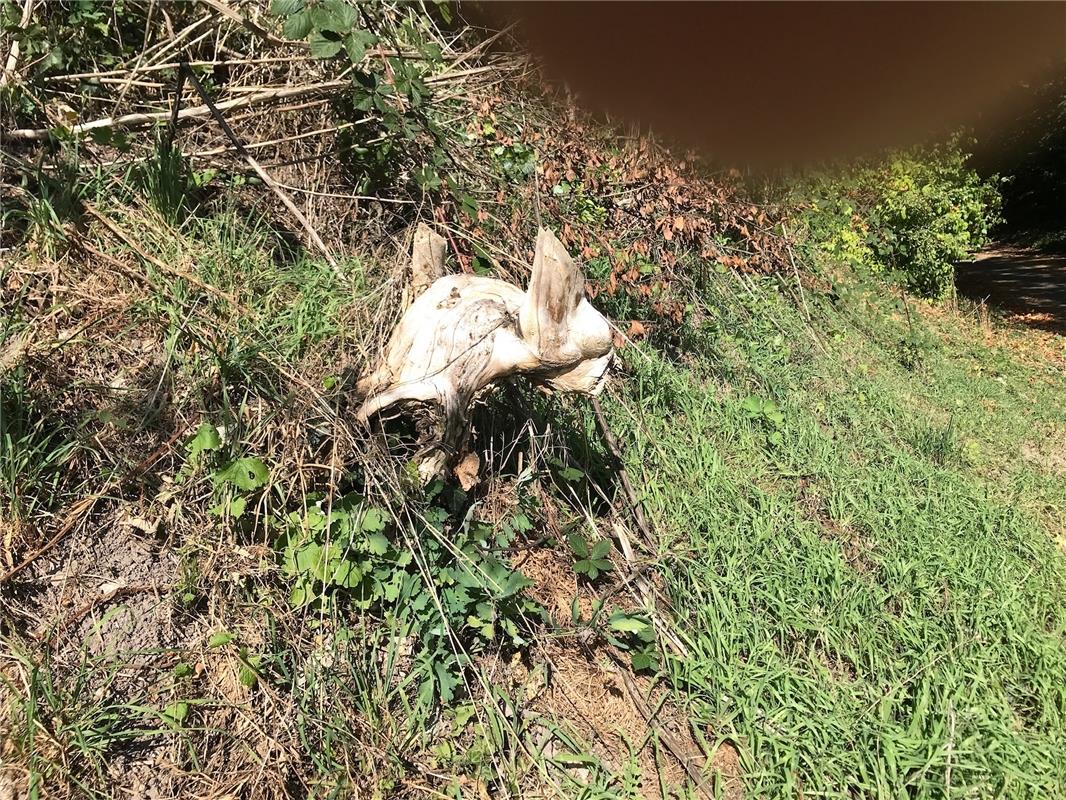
482 2 1066 168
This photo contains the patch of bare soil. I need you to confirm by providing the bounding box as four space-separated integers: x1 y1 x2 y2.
1 514 312 799
1021 439 1066 476
26 521 180 653
0 512 196 798
509 547 743 799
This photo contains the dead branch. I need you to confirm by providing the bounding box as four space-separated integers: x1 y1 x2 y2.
188 118 372 157
5 80 346 140
610 655 715 799
197 0 304 49
591 396 657 550
0 0 35 88
40 55 316 82
180 66 340 273
409 222 448 300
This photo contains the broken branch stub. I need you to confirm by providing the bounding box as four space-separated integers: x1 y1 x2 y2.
409 222 447 299
357 226 614 474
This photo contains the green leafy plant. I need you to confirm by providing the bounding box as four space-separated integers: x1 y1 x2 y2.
912 416 961 467
280 497 394 607
798 141 1001 298
268 0 452 197
741 395 785 445
568 532 613 580
553 181 608 226
606 612 659 673
181 422 270 521
7 156 90 259
492 141 538 183
0 371 81 521
136 136 191 223
278 487 543 704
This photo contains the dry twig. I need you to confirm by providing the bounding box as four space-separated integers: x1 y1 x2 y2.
610 656 715 799
590 396 657 550
6 80 347 139
0 0 35 88
180 65 341 273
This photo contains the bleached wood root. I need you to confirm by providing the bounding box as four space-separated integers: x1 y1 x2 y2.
402 223 447 310
358 226 614 478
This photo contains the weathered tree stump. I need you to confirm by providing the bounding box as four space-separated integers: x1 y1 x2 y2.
357 224 614 479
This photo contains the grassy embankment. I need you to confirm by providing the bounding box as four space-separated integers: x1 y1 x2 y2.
2 4 1065 798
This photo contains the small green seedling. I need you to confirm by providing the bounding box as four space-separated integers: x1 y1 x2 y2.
607 612 659 673
569 533 613 580
741 395 785 445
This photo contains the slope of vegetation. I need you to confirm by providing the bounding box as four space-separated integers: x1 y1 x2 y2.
2 3 1064 799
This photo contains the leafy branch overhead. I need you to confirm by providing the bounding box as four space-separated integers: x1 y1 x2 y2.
269 0 451 192
271 0 377 61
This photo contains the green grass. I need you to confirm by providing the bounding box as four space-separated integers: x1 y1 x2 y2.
604 269 1066 797
3 193 1065 798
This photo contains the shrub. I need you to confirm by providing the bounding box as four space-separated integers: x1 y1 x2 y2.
797 141 1001 298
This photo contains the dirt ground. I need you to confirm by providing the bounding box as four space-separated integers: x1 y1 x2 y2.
512 547 743 800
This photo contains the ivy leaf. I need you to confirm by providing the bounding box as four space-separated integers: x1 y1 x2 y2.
208 632 234 648
214 457 268 490
281 9 312 38
308 31 343 59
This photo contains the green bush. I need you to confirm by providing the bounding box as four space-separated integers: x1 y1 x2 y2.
797 142 1001 298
